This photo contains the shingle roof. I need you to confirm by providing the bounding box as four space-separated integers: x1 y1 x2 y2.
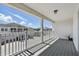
0 23 27 28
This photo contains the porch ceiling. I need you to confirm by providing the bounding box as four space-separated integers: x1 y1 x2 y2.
25 3 78 22
5 3 78 23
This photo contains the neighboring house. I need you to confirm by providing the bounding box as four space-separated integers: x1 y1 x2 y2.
34 28 41 37
27 28 36 39
43 28 52 36
0 23 28 44
0 23 27 33
0 23 38 43
0 23 53 42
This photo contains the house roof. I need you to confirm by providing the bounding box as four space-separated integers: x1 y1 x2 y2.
0 23 27 28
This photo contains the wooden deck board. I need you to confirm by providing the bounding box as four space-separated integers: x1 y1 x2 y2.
39 39 78 56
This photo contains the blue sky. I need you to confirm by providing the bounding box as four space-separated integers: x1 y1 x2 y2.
0 4 53 28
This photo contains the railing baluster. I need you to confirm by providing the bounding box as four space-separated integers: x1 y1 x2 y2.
15 32 17 53
25 31 27 50
24 32 26 49
8 33 10 55
0 42 1 56
0 34 2 56
18 32 20 52
22 32 24 50
12 33 14 54
21 32 22 51
21 32 23 51
15 32 18 52
23 33 24 49
19 32 21 51
4 34 6 56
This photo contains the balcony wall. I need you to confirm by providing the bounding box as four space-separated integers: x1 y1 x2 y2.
54 19 73 39
73 6 79 52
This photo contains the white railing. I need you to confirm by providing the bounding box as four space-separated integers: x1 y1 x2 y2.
0 30 54 56
0 32 27 56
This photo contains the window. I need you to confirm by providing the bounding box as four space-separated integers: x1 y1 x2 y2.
5 28 8 31
24 28 27 31
10 28 16 32
14 28 16 32
1 28 4 31
18 28 22 32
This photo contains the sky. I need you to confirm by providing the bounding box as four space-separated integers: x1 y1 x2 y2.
0 4 53 28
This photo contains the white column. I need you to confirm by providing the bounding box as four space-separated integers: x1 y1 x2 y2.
41 18 44 43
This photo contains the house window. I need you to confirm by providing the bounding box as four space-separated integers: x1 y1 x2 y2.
5 28 8 31
14 28 16 32
24 28 27 31
18 28 22 32
11 28 16 32
1 28 4 31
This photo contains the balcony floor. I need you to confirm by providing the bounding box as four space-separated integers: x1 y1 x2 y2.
39 39 78 56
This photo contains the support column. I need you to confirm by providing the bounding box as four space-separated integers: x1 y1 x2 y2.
41 18 44 43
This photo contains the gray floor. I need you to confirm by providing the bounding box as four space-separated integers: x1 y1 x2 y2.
39 39 78 56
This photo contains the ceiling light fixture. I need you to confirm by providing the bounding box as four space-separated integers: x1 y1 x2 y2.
54 10 58 14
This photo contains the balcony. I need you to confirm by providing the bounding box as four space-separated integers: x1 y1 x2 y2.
0 3 78 56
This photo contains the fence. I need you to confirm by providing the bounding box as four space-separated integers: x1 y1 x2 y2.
0 32 27 56
0 29 55 56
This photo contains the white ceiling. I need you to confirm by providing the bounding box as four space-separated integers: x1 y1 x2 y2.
25 3 78 22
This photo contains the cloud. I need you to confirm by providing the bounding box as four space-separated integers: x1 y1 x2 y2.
4 16 13 22
14 15 27 22
28 23 33 27
0 13 4 18
0 12 27 25
50 25 52 28
20 21 26 25
6 10 28 22
14 21 17 23
0 13 14 23
28 23 32 26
